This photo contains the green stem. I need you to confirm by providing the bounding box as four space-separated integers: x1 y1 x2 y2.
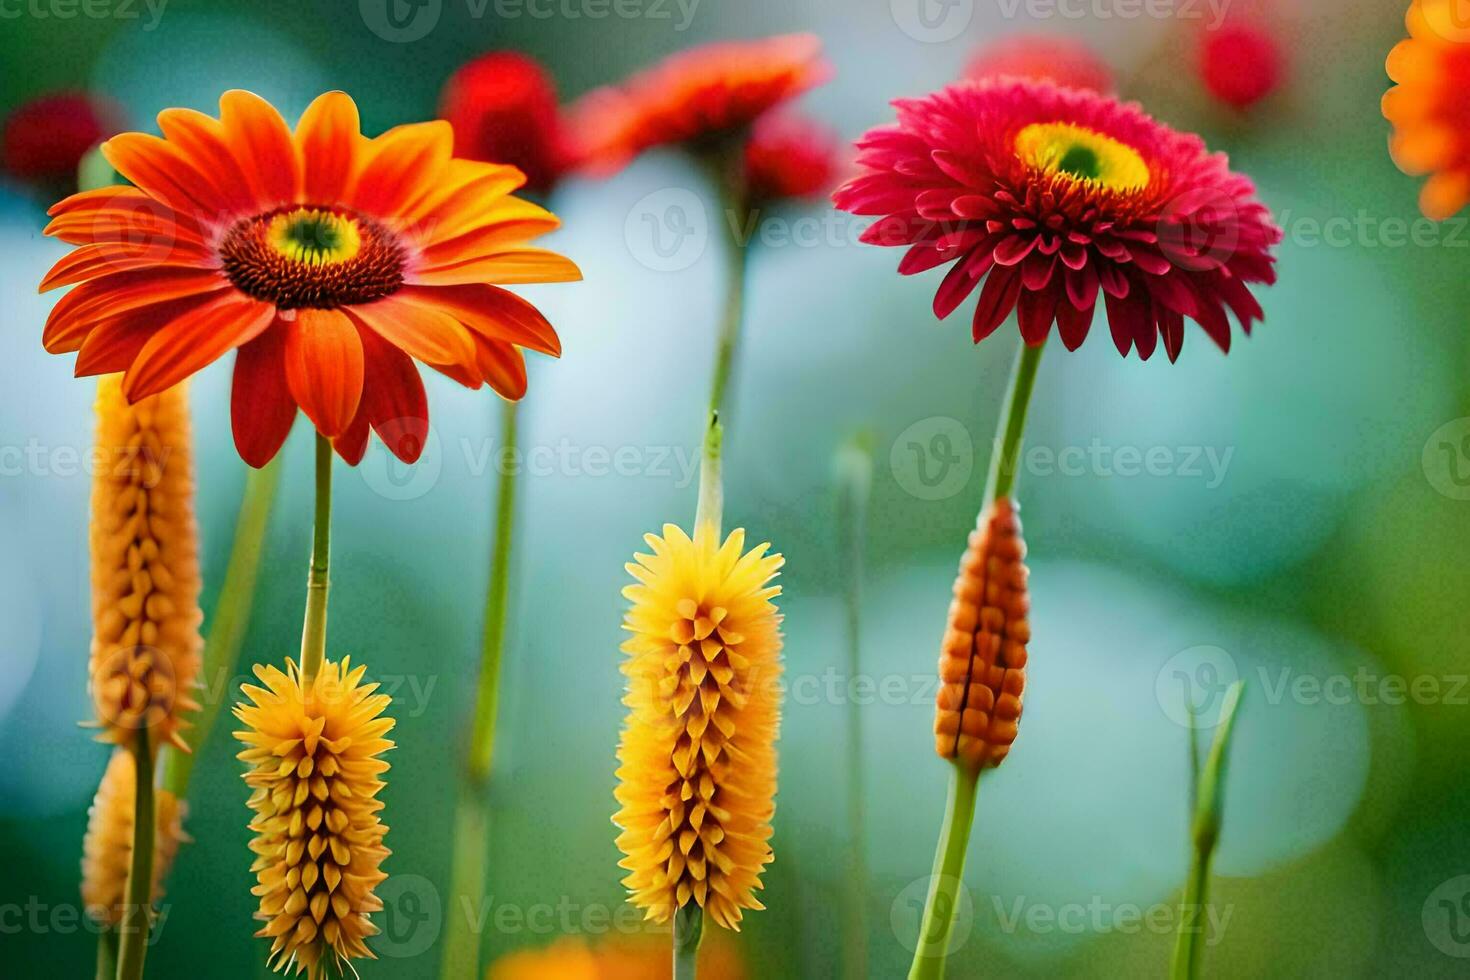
694 412 723 536
1170 680 1246 980
96 926 118 980
468 400 520 784
985 343 1045 503
673 903 704 980
836 435 873 980
299 434 332 682
440 400 521 980
706 154 751 423
908 767 980 980
162 457 281 797
115 731 154 980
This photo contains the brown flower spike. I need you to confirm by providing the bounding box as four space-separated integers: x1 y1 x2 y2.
80 748 189 924
88 375 203 752
935 498 1029 771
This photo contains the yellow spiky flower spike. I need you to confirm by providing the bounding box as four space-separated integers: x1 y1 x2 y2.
80 747 190 924
88 375 202 753
234 657 395 979
614 518 784 931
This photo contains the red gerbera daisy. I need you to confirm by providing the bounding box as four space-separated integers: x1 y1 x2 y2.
743 112 840 203
964 34 1114 95
568 34 831 174
40 90 579 467
439 51 567 193
832 80 1281 360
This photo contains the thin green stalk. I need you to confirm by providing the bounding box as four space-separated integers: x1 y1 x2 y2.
162 457 281 797
706 152 751 422
115 731 154 980
836 434 873 980
908 767 979 980
1170 680 1246 980
673 903 704 980
695 412 723 535
96 926 117 980
299 434 332 682
985 342 1045 503
440 400 521 980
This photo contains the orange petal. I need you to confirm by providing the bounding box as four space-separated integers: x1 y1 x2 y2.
407 161 526 239
471 335 527 400
296 91 361 203
72 292 220 377
40 241 212 292
417 197 561 267
43 269 228 353
232 325 298 468
349 121 452 219
396 284 560 356
219 90 300 211
407 248 582 286
359 327 428 464
47 185 151 218
157 107 259 215
122 294 275 401
100 133 220 217
283 309 365 437
45 202 205 250
343 295 478 369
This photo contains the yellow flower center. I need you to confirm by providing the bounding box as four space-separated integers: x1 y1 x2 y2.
266 208 362 265
1014 122 1150 192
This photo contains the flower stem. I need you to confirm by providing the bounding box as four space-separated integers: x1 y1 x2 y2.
115 729 154 980
440 400 522 979
1170 680 1246 980
706 151 751 423
908 766 979 980
985 342 1045 503
95 925 118 980
836 434 874 980
299 434 332 682
162 456 281 797
694 412 723 536
673 903 704 980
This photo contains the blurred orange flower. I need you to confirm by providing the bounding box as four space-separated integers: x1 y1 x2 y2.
1385 0 1470 219
569 34 830 174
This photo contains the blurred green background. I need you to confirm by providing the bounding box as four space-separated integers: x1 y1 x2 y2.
2 0 1469 977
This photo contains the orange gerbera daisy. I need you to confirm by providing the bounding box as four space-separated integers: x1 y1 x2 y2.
40 89 580 467
1384 0 1470 219
569 34 830 174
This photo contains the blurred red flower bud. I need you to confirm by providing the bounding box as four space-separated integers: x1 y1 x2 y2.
1199 22 1284 111
2 92 125 181
744 112 839 203
963 34 1114 94
440 51 565 192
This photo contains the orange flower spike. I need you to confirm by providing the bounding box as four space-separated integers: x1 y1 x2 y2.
934 498 1029 772
80 748 190 925
233 657 395 980
88 374 203 754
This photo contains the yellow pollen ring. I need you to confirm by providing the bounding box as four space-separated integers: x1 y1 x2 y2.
266 208 363 265
1014 122 1150 192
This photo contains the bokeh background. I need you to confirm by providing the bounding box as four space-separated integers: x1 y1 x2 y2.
2 0 1468 977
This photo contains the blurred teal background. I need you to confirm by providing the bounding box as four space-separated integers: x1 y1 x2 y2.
2 0 1469 977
